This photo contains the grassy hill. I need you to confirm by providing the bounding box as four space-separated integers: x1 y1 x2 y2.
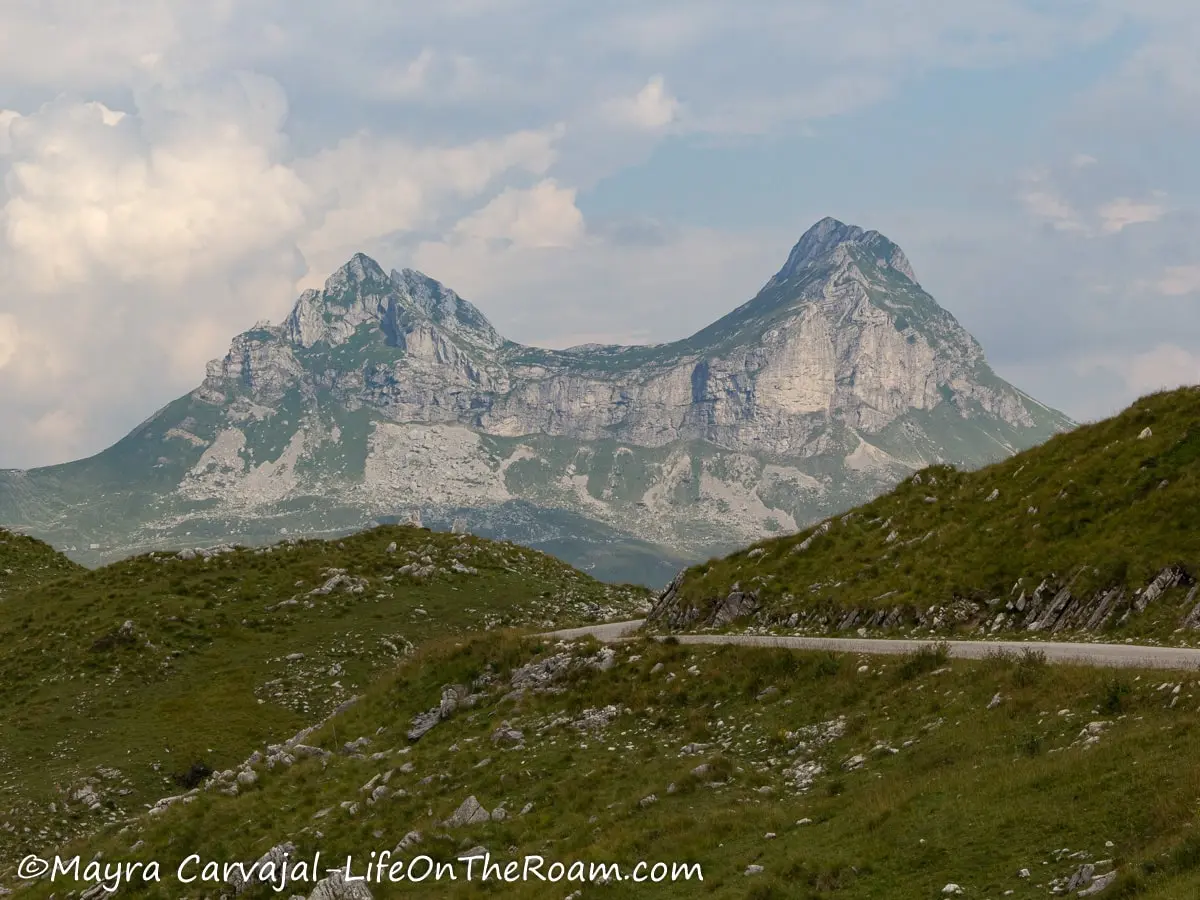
653 386 1200 644
9 631 1200 898
0 527 83 600
0 525 649 868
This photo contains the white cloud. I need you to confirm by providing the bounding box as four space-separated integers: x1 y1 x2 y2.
603 76 681 130
0 110 21 154
378 49 436 98
294 124 566 283
363 49 488 103
0 1 184 88
1018 165 1170 237
449 180 584 249
25 409 82 453
1 76 310 292
1157 265 1200 296
1097 194 1167 233
1082 3 1200 125
1017 171 1088 233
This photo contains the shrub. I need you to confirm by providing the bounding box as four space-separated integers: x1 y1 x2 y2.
1017 731 1043 757
1013 648 1048 687
896 642 949 681
173 761 213 790
1100 677 1132 714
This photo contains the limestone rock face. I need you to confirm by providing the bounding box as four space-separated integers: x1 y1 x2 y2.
0 218 1072 585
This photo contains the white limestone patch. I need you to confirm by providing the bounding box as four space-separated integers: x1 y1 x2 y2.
639 450 696 511
164 428 208 448
843 433 905 475
187 428 248 479
557 473 608 512
360 422 511 508
178 425 313 507
698 455 797 535
226 399 278 424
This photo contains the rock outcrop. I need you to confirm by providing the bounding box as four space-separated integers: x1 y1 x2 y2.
650 560 1200 640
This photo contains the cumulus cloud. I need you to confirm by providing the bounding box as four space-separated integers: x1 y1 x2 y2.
1080 2 1200 129
0 1 186 88
362 49 488 103
1 77 310 292
0 74 321 467
1123 343 1200 395
294 124 565 282
603 76 681 130
448 180 585 249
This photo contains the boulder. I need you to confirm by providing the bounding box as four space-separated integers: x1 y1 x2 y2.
307 869 374 900
710 586 759 627
442 795 492 828
1079 870 1118 896
228 842 295 895
491 722 524 745
407 709 440 742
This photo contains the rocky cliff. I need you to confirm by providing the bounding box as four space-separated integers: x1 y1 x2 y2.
0 217 1071 584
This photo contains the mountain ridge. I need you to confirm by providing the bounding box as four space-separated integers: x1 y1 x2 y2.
0 217 1072 582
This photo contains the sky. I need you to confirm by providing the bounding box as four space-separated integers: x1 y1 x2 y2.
0 0 1198 467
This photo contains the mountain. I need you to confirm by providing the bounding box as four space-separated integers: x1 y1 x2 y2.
650 386 1200 641
0 218 1071 584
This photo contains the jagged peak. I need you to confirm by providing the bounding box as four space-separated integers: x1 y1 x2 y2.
390 267 504 349
322 252 390 295
271 255 507 352
775 217 917 284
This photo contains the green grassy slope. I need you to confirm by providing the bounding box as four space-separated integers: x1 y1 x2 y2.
0 527 83 599
656 386 1200 643
11 633 1200 898
0 525 649 867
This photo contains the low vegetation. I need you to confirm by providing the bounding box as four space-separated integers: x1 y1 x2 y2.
0 528 83 599
9 633 1200 897
0 525 649 866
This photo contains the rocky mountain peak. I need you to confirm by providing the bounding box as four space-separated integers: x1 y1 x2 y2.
390 267 504 351
324 252 391 296
774 217 917 285
278 254 504 353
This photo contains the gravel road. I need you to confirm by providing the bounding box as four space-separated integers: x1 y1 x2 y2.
544 620 1200 670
